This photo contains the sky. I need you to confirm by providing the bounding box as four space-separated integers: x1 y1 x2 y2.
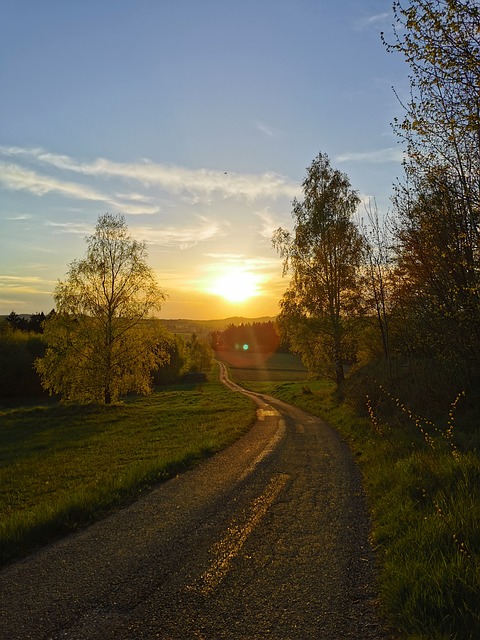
0 0 409 320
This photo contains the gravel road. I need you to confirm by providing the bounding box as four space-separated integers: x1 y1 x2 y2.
0 365 394 639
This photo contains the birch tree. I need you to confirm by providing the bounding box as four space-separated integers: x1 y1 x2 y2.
36 214 167 404
273 153 363 385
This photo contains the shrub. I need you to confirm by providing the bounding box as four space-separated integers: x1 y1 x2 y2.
0 329 45 398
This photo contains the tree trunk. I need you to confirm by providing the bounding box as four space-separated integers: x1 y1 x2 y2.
333 338 344 386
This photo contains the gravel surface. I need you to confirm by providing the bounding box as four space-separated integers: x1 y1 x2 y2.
0 368 396 639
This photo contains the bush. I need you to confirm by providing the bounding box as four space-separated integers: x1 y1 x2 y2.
0 328 46 398
344 356 469 419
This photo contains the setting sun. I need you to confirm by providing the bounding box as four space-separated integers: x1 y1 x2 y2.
210 268 260 303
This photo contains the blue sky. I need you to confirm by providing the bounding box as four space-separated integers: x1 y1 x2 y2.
1 0 408 319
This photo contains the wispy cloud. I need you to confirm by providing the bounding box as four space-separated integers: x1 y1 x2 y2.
43 215 221 249
255 210 285 241
4 214 32 221
0 274 54 295
254 121 282 138
201 254 282 283
0 161 160 214
0 275 46 283
0 161 106 201
205 252 248 261
131 216 222 250
354 12 390 31
46 221 94 235
336 147 404 163
0 146 299 203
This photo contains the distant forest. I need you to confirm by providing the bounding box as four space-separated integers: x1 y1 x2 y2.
210 321 288 353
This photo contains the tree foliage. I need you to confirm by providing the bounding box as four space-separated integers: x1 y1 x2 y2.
358 200 396 366
273 152 364 384
384 0 480 386
183 333 214 375
6 311 50 333
384 0 480 198
36 214 168 404
152 334 187 385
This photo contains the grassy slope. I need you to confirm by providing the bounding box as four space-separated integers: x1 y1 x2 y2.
0 368 256 566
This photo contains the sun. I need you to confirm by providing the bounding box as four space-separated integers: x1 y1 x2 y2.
211 268 259 303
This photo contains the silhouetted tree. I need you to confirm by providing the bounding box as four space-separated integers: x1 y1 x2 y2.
384 0 480 385
273 153 364 384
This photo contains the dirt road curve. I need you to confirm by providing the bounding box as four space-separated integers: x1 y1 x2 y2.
0 364 393 639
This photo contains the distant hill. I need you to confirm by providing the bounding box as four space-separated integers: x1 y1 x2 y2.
159 316 277 336
0 314 277 337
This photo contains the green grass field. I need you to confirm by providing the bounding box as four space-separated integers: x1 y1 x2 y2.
216 350 308 382
0 369 256 566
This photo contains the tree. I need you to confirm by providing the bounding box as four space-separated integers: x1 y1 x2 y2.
384 0 480 385
359 199 395 366
273 153 363 384
383 0 480 215
152 334 187 385
211 322 280 353
6 311 27 331
383 0 480 268
29 312 47 333
36 214 167 404
183 333 214 376
392 168 480 380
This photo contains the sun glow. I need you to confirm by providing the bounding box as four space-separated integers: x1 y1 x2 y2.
210 268 260 303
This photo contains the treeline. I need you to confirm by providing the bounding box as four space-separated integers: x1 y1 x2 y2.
152 332 214 386
3 311 52 333
0 314 212 400
0 317 46 397
210 321 288 353
370 0 480 413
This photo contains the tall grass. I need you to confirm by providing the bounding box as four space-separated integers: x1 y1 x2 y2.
0 369 256 566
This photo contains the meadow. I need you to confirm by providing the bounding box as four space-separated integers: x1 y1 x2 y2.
3 350 479 638
0 371 255 566
216 350 308 382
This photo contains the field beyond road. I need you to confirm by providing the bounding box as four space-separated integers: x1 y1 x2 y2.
215 350 308 382
0 369 256 566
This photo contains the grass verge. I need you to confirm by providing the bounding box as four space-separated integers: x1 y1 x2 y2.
242 378 480 640
0 366 256 567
